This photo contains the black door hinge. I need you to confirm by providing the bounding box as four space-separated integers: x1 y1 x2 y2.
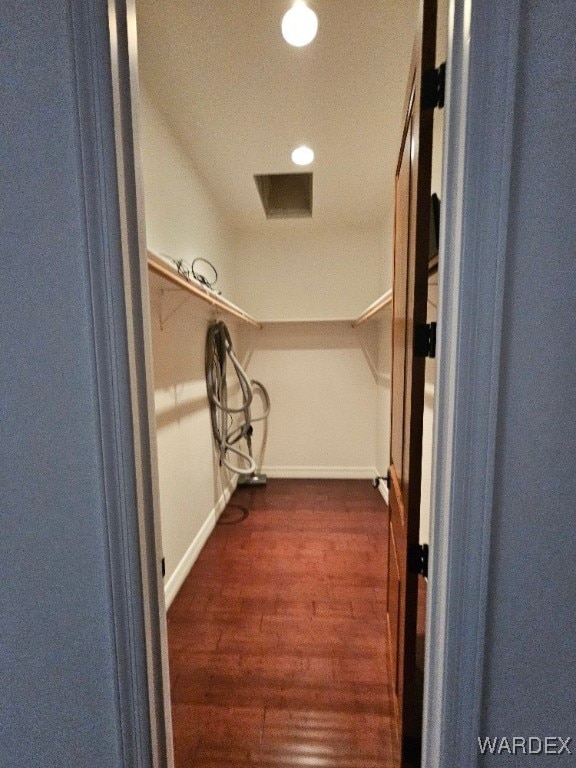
161 557 166 578
414 322 437 358
422 62 446 110
408 543 429 578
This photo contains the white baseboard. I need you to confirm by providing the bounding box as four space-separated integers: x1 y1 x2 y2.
373 467 389 505
377 480 389 505
164 479 237 609
262 465 377 480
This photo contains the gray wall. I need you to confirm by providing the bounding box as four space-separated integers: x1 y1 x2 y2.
1 2 152 766
482 1 576 762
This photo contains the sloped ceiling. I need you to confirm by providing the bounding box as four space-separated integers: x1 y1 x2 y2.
135 0 421 229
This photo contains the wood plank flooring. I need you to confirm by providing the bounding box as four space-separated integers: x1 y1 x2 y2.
167 479 399 767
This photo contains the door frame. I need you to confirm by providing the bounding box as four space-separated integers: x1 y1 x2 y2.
102 0 174 765
422 1 521 766
95 0 525 765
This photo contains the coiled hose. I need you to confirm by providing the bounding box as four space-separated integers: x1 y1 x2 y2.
205 321 270 475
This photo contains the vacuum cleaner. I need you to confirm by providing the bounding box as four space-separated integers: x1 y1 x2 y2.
205 321 270 486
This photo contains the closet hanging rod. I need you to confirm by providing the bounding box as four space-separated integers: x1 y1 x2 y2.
351 288 393 327
147 251 262 329
260 318 355 325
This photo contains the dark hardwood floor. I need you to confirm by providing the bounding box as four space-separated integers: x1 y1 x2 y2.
167 479 399 767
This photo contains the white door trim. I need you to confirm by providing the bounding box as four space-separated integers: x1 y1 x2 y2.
72 1 173 765
106 1 174 765
422 1 521 766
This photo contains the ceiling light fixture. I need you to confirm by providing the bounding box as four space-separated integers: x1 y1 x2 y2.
291 145 315 166
281 1 318 47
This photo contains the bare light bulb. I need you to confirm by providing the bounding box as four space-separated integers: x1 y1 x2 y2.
291 145 315 166
281 2 318 47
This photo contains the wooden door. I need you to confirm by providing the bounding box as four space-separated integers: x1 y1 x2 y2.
387 0 437 764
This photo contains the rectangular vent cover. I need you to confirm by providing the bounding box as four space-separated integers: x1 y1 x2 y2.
254 173 313 218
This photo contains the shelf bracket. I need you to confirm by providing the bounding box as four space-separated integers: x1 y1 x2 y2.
158 288 189 331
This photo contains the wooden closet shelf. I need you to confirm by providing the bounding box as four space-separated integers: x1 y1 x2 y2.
352 253 438 328
147 251 262 328
351 289 393 327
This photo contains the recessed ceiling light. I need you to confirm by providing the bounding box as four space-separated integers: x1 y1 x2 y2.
281 2 318 47
291 145 315 166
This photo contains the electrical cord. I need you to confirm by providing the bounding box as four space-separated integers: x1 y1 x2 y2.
191 257 218 290
172 256 221 293
205 321 270 475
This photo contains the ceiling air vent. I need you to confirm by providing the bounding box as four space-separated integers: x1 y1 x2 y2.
254 173 313 219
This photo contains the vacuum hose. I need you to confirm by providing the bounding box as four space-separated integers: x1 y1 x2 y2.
205 321 270 475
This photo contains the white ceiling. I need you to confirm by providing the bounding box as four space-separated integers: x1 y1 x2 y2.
135 0 421 230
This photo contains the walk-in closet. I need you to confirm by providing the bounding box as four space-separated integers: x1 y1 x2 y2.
134 1 446 764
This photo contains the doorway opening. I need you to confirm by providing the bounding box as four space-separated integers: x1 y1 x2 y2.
130 1 447 764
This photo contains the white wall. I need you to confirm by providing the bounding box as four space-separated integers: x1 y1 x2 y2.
140 86 237 302
140 88 239 603
148 276 241 603
233 223 388 320
232 221 388 479
240 321 378 478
